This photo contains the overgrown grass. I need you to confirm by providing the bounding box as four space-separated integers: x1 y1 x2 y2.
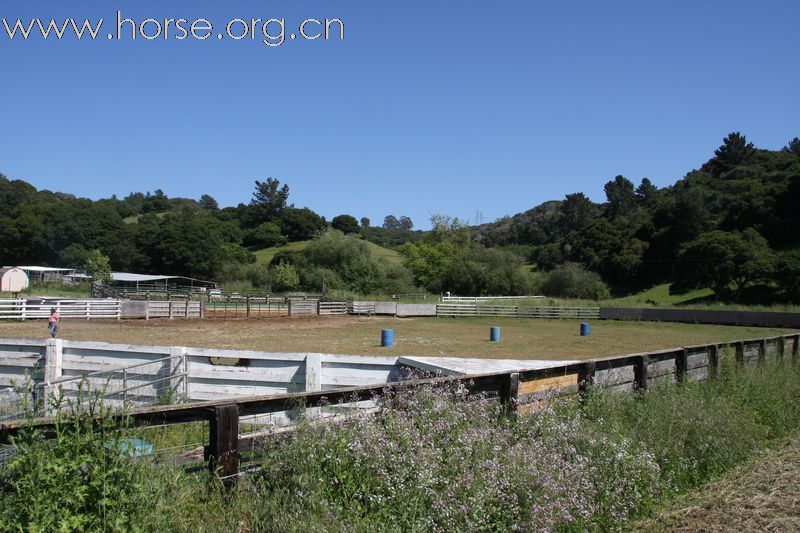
2 359 799 531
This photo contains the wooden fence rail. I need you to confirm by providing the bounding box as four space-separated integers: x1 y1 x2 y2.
2 332 798 485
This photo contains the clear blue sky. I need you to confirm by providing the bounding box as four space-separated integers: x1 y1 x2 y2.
1 0 798 229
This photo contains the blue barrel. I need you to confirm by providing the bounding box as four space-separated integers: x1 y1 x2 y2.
490 326 500 342
381 329 394 347
580 323 590 336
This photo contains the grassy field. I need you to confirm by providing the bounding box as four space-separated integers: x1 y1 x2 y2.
251 239 403 266
0 316 792 360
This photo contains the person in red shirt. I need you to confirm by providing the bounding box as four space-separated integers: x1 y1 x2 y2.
48 307 59 338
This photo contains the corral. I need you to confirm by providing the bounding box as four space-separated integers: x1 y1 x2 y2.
0 316 791 360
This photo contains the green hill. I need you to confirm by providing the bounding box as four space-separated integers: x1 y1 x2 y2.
252 239 404 266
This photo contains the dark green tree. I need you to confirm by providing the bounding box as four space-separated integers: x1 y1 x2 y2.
279 207 327 241
671 229 774 297
603 175 637 218
398 216 414 231
783 137 800 156
199 194 219 211
331 214 360 234
251 178 289 219
383 215 399 229
711 132 754 172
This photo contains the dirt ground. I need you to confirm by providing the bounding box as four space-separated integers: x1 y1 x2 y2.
0 316 792 360
639 431 800 532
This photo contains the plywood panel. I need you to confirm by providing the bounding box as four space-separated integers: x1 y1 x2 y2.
519 374 577 397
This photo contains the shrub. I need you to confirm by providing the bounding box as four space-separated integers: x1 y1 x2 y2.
539 262 610 299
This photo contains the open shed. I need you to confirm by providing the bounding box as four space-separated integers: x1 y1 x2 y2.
0 267 30 292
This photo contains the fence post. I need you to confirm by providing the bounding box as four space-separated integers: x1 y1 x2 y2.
43 338 63 414
200 301 205 319
758 339 767 365
288 300 293 317
500 372 519 417
20 299 26 320
778 337 785 360
709 344 719 380
634 355 649 391
185 300 189 319
169 346 188 402
735 342 745 366
792 335 799 364
208 404 240 488
305 353 322 392
675 349 688 383
168 301 174 319
246 297 251 319
578 361 596 398
85 300 90 320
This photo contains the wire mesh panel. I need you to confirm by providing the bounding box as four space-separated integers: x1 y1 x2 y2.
46 355 188 413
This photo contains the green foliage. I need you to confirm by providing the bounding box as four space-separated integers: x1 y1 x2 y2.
244 222 287 248
671 229 774 297
0 391 145 531
288 230 416 295
84 249 112 282
775 250 800 301
278 207 327 241
538 262 610 300
331 214 360 234
251 177 289 219
270 261 300 292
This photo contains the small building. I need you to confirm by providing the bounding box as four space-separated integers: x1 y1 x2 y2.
12 266 76 284
109 272 218 292
0 267 30 292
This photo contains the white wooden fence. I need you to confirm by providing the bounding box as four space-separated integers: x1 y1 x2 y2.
440 295 550 303
436 303 600 319
319 301 348 315
0 299 121 320
146 300 203 319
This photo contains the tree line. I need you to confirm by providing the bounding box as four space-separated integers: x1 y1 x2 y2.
1 132 797 300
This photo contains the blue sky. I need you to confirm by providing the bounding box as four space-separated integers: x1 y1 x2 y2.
1 0 798 229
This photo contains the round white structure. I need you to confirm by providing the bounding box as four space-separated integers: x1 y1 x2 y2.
0 268 30 292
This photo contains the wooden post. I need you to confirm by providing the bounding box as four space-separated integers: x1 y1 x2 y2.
185 300 189 319
709 344 719 380
758 339 767 365
675 349 688 383
200 302 205 319
778 337 785 361
208 404 240 488
792 335 799 364
735 342 744 366
634 355 649 391
577 361 595 399
500 372 519 417
168 301 174 319
305 354 322 392
246 297 251 319
43 338 63 414
288 300 293 317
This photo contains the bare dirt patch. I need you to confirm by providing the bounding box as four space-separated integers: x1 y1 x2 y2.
0 317 792 360
639 431 800 532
